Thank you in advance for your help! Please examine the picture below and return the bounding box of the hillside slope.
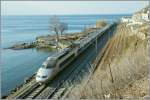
[68,22,149,99]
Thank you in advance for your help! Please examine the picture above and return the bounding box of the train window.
[59,54,75,68]
[46,59,56,68]
[57,51,69,60]
[42,76,47,78]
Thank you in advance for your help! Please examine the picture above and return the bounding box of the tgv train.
[35,23,115,83]
[36,48,78,83]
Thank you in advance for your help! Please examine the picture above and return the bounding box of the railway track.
[7,80,39,99]
[47,67,92,99]
[26,84,46,99]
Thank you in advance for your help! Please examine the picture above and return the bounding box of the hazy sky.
[1,1,148,15]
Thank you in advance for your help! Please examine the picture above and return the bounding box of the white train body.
[35,23,115,83]
[36,48,78,83]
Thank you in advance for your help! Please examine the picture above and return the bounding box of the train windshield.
[46,59,57,68]
[41,64,47,68]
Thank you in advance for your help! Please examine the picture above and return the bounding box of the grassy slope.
[68,23,149,99]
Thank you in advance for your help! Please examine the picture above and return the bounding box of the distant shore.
[4,28,98,51]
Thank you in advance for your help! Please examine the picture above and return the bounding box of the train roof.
[49,48,70,60]
[73,23,113,46]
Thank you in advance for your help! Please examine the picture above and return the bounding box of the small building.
[132,10,149,22]
[141,11,149,21]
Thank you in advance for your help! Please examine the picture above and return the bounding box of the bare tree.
[49,16,68,51]
[49,16,60,51]
[60,22,68,35]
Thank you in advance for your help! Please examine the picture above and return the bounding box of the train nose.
[36,75,48,83]
[35,68,53,83]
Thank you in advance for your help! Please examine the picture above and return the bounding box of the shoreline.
[4,29,97,51]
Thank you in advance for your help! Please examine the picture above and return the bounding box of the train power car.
[36,48,78,83]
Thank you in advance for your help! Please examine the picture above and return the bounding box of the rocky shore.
[6,42,36,50]
[5,28,98,51]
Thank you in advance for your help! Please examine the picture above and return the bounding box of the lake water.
[1,14,130,96]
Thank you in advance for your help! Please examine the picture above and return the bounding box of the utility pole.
[95,37,98,54]
[95,29,98,54]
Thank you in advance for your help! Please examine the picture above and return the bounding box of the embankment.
[68,22,149,99]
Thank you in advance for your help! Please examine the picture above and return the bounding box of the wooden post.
[108,60,114,83]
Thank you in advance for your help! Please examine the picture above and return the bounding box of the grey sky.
[1,1,149,15]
